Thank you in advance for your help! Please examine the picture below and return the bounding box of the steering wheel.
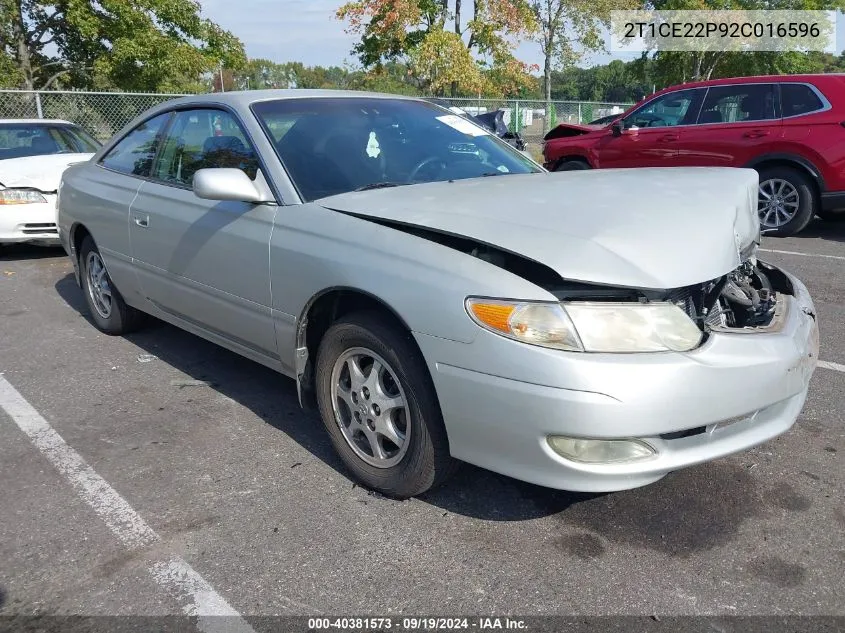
[634,114,667,128]
[408,156,446,183]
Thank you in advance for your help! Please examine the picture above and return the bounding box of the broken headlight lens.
[466,298,702,353]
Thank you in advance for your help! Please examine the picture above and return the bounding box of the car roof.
[650,74,841,98]
[161,89,423,110]
[0,118,75,125]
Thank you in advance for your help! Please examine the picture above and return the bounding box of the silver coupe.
[57,90,819,498]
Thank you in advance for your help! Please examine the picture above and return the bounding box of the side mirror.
[192,168,266,203]
[611,120,625,137]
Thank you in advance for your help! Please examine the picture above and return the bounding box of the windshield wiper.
[354,182,407,192]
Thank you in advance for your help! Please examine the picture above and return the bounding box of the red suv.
[543,74,845,236]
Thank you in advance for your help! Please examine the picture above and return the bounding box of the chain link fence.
[0,90,631,155]
[0,90,188,141]
[437,97,631,156]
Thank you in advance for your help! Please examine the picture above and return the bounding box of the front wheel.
[314,312,458,498]
[756,167,815,237]
[79,236,144,335]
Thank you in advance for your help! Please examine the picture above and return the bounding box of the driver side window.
[625,89,704,129]
[151,109,259,187]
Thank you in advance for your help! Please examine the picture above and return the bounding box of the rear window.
[697,84,777,124]
[781,84,825,117]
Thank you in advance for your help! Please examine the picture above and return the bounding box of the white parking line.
[151,557,256,632]
[819,360,845,373]
[0,375,257,631]
[759,248,845,262]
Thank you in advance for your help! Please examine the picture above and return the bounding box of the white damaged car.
[0,119,99,247]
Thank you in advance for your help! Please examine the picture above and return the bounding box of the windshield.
[251,97,541,201]
[0,124,100,160]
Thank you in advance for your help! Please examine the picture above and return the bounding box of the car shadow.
[54,271,343,472]
[800,218,845,243]
[0,244,65,261]
[54,272,765,547]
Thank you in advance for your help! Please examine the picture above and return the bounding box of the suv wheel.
[554,160,591,172]
[757,167,815,237]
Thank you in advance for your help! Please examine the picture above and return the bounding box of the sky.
[198,0,635,70]
[198,1,844,71]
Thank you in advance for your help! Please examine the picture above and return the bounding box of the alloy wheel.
[758,178,800,229]
[86,251,112,319]
[330,347,411,468]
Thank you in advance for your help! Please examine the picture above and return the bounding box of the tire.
[554,160,591,172]
[817,208,845,222]
[79,235,144,335]
[756,167,815,237]
[314,311,458,498]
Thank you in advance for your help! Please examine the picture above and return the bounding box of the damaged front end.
[550,258,797,341]
[350,214,790,341]
[673,259,792,333]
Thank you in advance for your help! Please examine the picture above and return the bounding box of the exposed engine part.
[717,261,777,327]
[668,260,780,331]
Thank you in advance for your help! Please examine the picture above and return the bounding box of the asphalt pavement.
[0,219,843,628]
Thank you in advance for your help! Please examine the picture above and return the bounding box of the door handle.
[743,129,769,139]
[658,134,679,142]
[134,215,149,228]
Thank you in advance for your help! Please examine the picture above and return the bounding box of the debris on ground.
[137,353,158,363]
[170,379,213,388]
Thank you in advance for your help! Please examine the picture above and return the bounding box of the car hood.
[543,122,606,140]
[0,153,94,191]
[319,167,760,289]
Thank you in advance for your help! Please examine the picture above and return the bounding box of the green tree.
[0,0,245,91]
[336,0,539,96]
[240,58,298,89]
[531,0,638,109]
[548,59,651,102]
[644,0,845,84]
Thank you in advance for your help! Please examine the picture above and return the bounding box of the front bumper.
[0,196,60,245]
[416,266,819,492]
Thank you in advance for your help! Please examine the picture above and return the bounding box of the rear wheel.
[79,236,144,335]
[554,159,590,172]
[756,167,815,237]
[315,311,458,498]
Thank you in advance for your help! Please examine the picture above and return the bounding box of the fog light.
[547,436,656,464]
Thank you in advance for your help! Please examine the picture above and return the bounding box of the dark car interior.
[0,124,99,160]
[266,104,532,201]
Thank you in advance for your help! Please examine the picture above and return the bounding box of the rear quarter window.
[781,84,825,117]
[100,113,170,177]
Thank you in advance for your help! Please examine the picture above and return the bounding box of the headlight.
[0,189,48,205]
[466,298,702,353]
[565,302,703,352]
[466,299,583,351]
